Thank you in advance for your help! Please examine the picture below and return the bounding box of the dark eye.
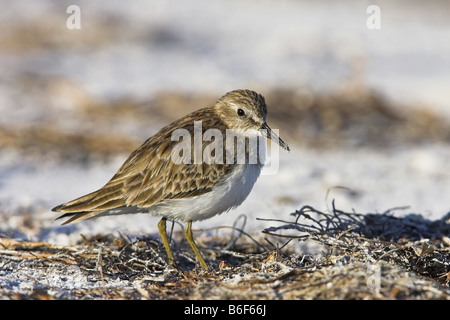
[237,108,245,117]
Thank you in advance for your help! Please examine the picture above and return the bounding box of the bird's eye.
[237,108,245,117]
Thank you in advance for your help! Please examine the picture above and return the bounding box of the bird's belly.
[148,163,262,222]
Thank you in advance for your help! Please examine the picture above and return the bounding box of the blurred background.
[0,0,449,244]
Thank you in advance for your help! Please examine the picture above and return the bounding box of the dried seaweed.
[261,202,450,287]
[1,204,449,300]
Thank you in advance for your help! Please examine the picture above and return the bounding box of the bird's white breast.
[148,163,262,222]
[144,129,266,222]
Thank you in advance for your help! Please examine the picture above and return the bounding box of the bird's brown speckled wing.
[53,107,232,224]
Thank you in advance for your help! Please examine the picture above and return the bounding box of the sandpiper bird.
[53,89,290,270]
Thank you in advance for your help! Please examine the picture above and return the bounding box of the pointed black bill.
[260,123,290,152]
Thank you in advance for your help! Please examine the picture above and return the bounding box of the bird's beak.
[260,123,290,152]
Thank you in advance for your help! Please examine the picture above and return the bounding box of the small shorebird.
[53,89,290,270]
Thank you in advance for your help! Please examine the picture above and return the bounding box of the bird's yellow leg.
[158,218,175,267]
[184,221,208,270]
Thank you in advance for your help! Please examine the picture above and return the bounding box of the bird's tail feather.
[55,211,102,225]
[52,185,126,224]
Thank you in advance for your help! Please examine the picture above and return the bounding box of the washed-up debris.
[261,202,450,288]
[1,203,449,299]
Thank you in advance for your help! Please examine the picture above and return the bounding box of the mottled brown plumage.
[52,89,290,270]
[54,107,232,224]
